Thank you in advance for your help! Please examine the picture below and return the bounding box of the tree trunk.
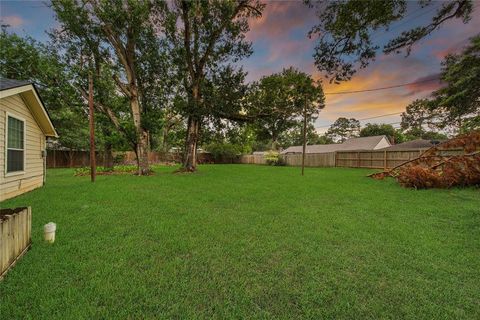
[130,93,150,175]
[68,150,75,168]
[162,125,170,153]
[104,142,114,171]
[136,128,150,175]
[183,116,200,171]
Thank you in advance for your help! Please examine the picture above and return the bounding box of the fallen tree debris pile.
[370,131,480,189]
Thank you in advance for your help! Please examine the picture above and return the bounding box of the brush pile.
[370,131,480,189]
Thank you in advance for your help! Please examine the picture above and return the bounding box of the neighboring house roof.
[0,78,32,91]
[0,78,58,137]
[381,139,442,150]
[281,135,391,154]
[253,151,266,155]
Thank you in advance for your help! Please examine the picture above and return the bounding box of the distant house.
[280,135,391,154]
[1,78,58,201]
[380,139,442,151]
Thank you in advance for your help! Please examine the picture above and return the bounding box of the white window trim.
[5,111,26,177]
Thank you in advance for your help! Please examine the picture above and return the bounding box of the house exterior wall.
[0,94,46,202]
[373,137,391,150]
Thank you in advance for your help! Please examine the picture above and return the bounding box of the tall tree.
[0,30,90,153]
[326,117,360,142]
[360,123,405,144]
[307,0,476,82]
[162,0,264,171]
[249,67,325,150]
[51,0,169,175]
[432,35,480,129]
[401,35,480,134]
[278,123,329,148]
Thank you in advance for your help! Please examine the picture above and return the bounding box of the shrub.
[113,153,126,165]
[264,150,285,166]
[206,143,241,163]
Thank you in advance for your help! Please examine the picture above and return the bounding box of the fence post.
[357,152,360,168]
[384,150,387,170]
[334,152,337,167]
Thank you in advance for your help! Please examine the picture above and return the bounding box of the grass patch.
[74,165,139,176]
[1,165,479,319]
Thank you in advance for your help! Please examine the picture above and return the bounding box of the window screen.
[7,116,25,173]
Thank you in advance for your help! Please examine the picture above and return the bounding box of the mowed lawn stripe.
[1,165,479,319]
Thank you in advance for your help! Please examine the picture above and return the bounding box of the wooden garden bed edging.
[0,207,32,280]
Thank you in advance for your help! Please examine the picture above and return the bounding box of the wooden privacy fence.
[237,149,453,169]
[237,153,336,167]
[238,154,267,165]
[282,153,336,167]
[120,151,215,165]
[46,150,215,168]
[335,149,426,169]
[47,150,105,168]
[0,207,32,280]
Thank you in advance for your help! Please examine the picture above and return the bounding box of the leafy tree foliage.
[0,30,90,151]
[403,128,448,141]
[278,123,332,148]
[307,0,476,82]
[51,0,170,175]
[432,35,480,128]
[360,123,405,144]
[326,117,360,142]
[401,35,480,134]
[162,0,264,171]
[249,67,325,150]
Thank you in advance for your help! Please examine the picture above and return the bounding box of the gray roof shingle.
[0,78,32,91]
[380,139,442,150]
[281,135,389,154]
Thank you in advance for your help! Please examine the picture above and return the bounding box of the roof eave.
[1,84,59,138]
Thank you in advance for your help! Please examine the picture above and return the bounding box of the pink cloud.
[246,1,315,42]
[1,15,25,27]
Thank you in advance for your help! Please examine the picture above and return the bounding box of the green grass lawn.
[1,165,479,319]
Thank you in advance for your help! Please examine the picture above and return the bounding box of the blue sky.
[1,0,479,132]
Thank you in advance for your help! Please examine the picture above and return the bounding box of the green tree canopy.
[248,67,325,150]
[307,0,476,82]
[326,117,360,142]
[162,0,264,171]
[0,30,89,151]
[360,123,405,144]
[51,0,170,175]
[401,35,480,134]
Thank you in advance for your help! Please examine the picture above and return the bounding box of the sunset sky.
[1,0,479,132]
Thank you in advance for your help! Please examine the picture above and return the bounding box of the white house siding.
[0,94,45,202]
[373,137,392,150]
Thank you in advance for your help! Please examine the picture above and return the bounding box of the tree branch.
[181,0,196,80]
[112,74,132,97]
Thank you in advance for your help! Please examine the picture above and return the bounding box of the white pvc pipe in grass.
[44,222,56,243]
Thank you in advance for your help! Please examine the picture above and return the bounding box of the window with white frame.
[6,115,25,173]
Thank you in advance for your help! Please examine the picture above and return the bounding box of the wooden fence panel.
[237,155,267,165]
[0,207,32,280]
[237,153,335,167]
[47,150,105,168]
[46,150,215,168]
[336,149,426,169]
[282,153,336,167]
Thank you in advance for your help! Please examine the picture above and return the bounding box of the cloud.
[403,73,444,96]
[246,1,315,42]
[241,0,480,130]
[432,38,471,60]
[0,15,25,27]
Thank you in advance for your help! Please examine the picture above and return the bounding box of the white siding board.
[1,94,46,201]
